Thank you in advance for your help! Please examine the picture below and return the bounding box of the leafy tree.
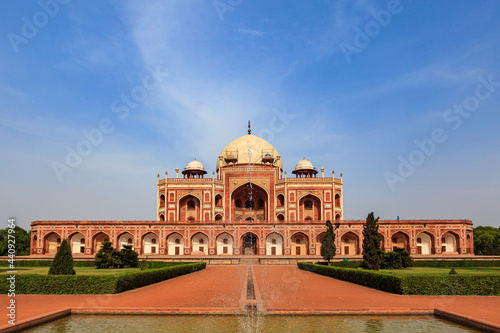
[0,226,31,256]
[94,241,122,269]
[393,247,413,268]
[362,212,383,270]
[48,239,75,275]
[321,220,340,264]
[382,251,402,269]
[120,244,139,268]
[473,226,500,255]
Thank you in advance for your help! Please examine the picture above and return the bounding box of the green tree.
[0,226,31,256]
[393,247,413,268]
[382,251,402,269]
[321,220,340,264]
[94,241,122,268]
[119,244,139,268]
[473,226,500,255]
[48,239,75,275]
[362,212,383,270]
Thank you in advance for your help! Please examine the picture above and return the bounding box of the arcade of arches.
[30,131,474,257]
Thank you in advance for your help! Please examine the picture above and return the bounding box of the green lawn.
[382,267,500,275]
[0,267,140,275]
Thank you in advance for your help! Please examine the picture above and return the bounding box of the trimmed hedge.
[315,261,362,268]
[0,260,192,268]
[298,262,500,296]
[0,260,95,267]
[413,260,500,267]
[301,262,403,294]
[0,262,206,295]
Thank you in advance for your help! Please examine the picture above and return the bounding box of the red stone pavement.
[1,265,500,332]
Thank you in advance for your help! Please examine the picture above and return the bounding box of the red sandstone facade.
[30,131,473,257]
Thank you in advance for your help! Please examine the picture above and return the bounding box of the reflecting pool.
[25,314,482,333]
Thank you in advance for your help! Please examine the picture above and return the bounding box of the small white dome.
[294,157,314,170]
[185,158,204,171]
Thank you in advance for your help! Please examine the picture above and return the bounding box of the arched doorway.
[232,183,268,222]
[142,232,159,254]
[179,195,201,221]
[341,232,359,255]
[69,233,85,254]
[216,233,233,255]
[391,232,409,252]
[291,232,309,255]
[167,233,184,255]
[242,233,258,255]
[192,233,209,255]
[118,233,134,250]
[266,232,283,255]
[442,232,459,253]
[44,232,61,254]
[416,232,434,255]
[299,195,321,221]
[92,232,110,254]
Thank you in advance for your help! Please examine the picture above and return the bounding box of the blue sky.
[1,0,499,230]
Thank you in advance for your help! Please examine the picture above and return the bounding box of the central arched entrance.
[241,233,258,255]
[232,183,268,222]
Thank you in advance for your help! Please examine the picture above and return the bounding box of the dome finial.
[248,120,251,135]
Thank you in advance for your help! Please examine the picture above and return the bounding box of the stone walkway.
[1,265,500,332]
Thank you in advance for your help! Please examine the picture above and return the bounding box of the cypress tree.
[362,212,383,270]
[48,238,75,275]
[321,220,339,264]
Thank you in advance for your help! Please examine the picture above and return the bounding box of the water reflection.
[25,315,481,333]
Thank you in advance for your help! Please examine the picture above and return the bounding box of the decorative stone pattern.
[30,133,473,257]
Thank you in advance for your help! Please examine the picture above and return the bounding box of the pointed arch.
[416,231,434,255]
[341,231,359,255]
[215,194,223,208]
[191,232,209,255]
[266,232,283,255]
[44,232,61,255]
[167,232,184,255]
[391,231,409,252]
[179,194,201,221]
[69,232,85,254]
[231,182,268,221]
[92,232,110,254]
[216,232,234,255]
[298,194,321,221]
[291,232,309,255]
[241,232,259,255]
[142,232,159,255]
[442,231,460,253]
[117,232,134,250]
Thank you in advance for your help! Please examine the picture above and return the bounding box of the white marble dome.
[216,134,282,170]
[185,158,205,171]
[294,157,314,171]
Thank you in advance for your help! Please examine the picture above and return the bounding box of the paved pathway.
[1,265,500,332]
